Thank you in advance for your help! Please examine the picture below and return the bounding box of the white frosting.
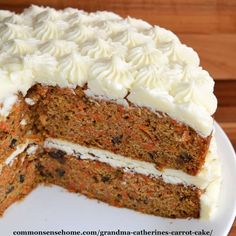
[22,5,46,17]
[33,20,66,40]
[64,12,93,26]
[0,94,18,117]
[26,144,38,155]
[112,29,150,48]
[148,26,180,46]
[63,24,95,44]
[200,135,221,219]
[169,44,200,66]
[171,66,217,115]
[91,20,128,37]
[34,8,61,23]
[25,98,36,106]
[132,64,166,90]
[200,177,221,219]
[2,14,24,24]
[81,38,116,59]
[62,8,87,17]
[0,10,13,21]
[44,137,221,218]
[39,39,78,58]
[0,5,217,136]
[90,11,122,22]
[0,23,32,41]
[1,38,39,55]
[4,142,29,166]
[57,52,91,87]
[23,53,58,85]
[88,55,134,99]
[124,16,152,31]
[127,43,168,70]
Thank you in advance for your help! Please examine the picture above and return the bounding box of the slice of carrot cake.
[0,5,221,219]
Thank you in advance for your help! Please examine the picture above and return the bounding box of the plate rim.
[214,122,236,235]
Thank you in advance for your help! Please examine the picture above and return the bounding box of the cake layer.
[0,147,38,215]
[39,150,201,218]
[0,96,32,164]
[35,85,210,175]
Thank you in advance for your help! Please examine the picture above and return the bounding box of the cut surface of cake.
[0,5,221,219]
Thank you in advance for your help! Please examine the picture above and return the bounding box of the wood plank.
[0,0,236,34]
[219,122,236,148]
[214,80,236,106]
[179,34,236,80]
[215,107,236,122]
[213,80,236,148]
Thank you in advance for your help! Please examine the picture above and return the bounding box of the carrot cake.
[0,5,221,219]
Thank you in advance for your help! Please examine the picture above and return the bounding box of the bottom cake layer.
[0,149,38,215]
[38,150,201,218]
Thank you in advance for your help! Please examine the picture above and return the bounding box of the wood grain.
[179,34,236,80]
[1,0,236,34]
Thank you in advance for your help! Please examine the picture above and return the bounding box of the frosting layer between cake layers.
[0,5,217,137]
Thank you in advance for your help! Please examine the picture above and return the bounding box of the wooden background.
[0,0,235,235]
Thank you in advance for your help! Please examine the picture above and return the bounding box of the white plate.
[0,122,236,236]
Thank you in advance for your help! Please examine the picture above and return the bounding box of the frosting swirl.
[64,12,93,25]
[23,53,58,85]
[148,26,180,46]
[171,66,217,114]
[1,38,39,56]
[112,29,150,48]
[81,38,117,59]
[34,8,61,23]
[0,69,17,99]
[132,64,167,91]
[127,43,168,70]
[1,56,34,96]
[57,52,91,87]
[39,39,78,58]
[62,8,86,16]
[168,43,200,66]
[2,14,24,24]
[22,5,46,17]
[91,20,128,37]
[124,16,152,31]
[90,11,122,21]
[63,24,96,44]
[33,20,65,40]
[0,10,13,21]
[0,23,32,41]
[88,55,134,99]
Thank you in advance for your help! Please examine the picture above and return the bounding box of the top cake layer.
[0,5,217,136]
